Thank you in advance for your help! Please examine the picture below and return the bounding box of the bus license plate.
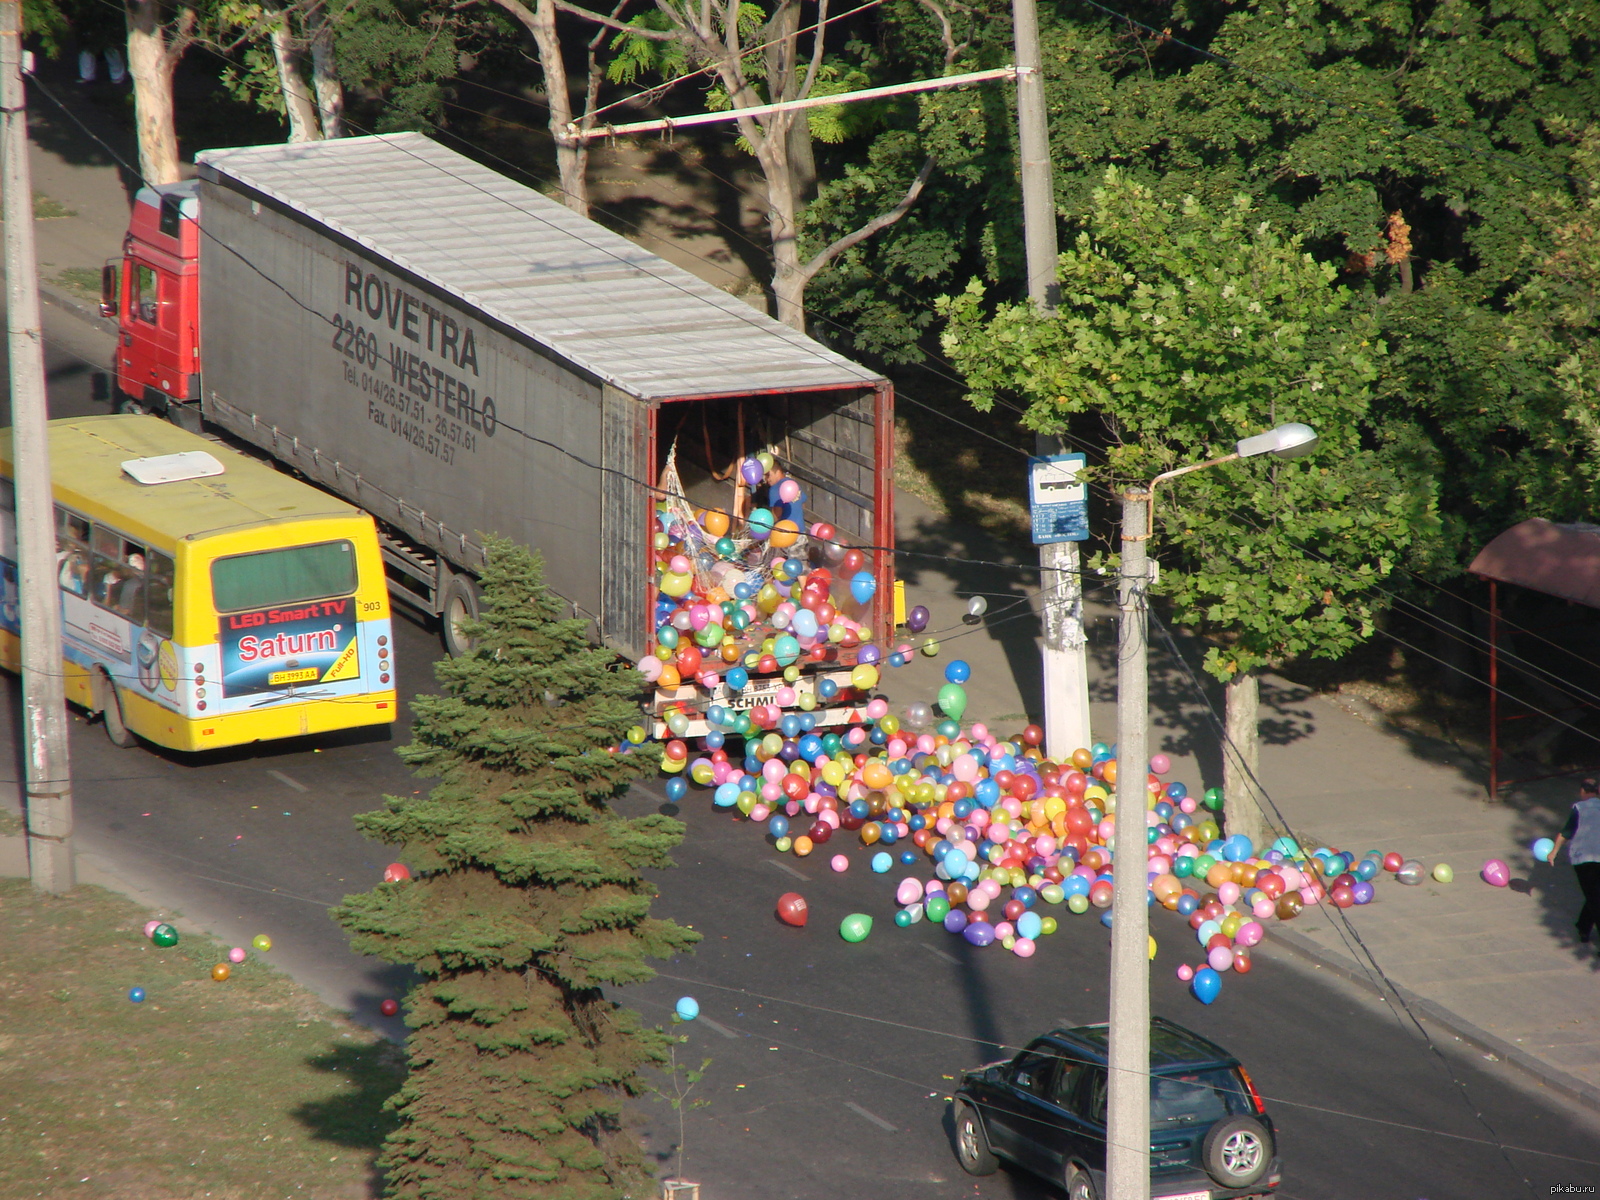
[1157,1192,1210,1200]
[269,667,321,685]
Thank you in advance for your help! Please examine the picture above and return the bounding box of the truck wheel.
[440,574,481,658]
[112,393,149,416]
[952,1102,997,1176]
[1201,1115,1272,1189]
[96,672,138,748]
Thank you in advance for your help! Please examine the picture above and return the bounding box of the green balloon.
[1066,893,1090,914]
[151,923,179,948]
[937,682,968,721]
[839,913,873,943]
[695,622,722,648]
[926,895,951,922]
[1203,786,1226,812]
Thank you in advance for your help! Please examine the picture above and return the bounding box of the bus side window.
[56,508,90,597]
[145,550,175,638]
[131,264,159,324]
[89,529,146,624]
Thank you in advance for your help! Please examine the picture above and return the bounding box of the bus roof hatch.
[121,450,226,485]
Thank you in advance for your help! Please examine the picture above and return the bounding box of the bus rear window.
[211,541,357,612]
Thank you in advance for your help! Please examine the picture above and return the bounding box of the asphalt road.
[8,301,1600,1198]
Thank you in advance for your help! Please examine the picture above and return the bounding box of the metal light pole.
[1105,423,1318,1200]
[1,0,75,894]
[1012,0,1091,758]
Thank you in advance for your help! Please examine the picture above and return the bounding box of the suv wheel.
[952,1103,997,1176]
[1066,1164,1098,1200]
[1201,1115,1272,1189]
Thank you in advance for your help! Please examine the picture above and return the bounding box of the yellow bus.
[0,415,396,751]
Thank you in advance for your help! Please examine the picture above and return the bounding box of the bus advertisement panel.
[219,597,361,697]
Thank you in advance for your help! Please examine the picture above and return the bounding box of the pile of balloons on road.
[633,593,1541,1006]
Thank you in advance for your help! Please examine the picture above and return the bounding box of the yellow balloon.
[1148,935,1157,961]
[851,664,880,690]
[659,571,693,598]
[822,761,848,787]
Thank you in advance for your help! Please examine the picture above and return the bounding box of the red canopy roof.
[1469,518,1600,608]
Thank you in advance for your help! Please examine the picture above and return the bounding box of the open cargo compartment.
[642,383,895,739]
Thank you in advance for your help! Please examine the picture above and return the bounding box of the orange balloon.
[859,823,881,845]
[210,963,231,982]
[1102,760,1118,785]
[657,664,681,689]
[862,761,892,790]
[769,519,800,549]
[793,835,815,857]
[703,509,731,537]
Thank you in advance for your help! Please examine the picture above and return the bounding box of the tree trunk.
[1223,671,1270,853]
[309,3,345,138]
[760,123,805,329]
[531,0,586,214]
[125,0,184,185]
[269,13,321,143]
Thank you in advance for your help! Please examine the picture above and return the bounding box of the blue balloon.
[1063,874,1091,898]
[1016,911,1043,940]
[818,677,839,701]
[944,659,971,684]
[1100,910,1114,928]
[726,666,749,691]
[675,996,700,1021]
[850,570,877,605]
[1191,968,1222,1005]
[871,852,892,873]
[768,814,790,839]
[1533,836,1556,863]
[899,849,919,865]
[1175,892,1199,916]
[1012,886,1037,908]
[713,783,739,808]
[128,987,145,1003]
[665,777,688,802]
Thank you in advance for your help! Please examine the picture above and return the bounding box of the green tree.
[333,538,699,1199]
[940,171,1437,848]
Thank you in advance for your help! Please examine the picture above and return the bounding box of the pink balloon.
[1235,920,1264,947]
[637,656,662,681]
[896,878,923,905]
[1013,937,1037,958]
[993,921,1014,940]
[1149,753,1172,774]
[819,809,841,829]
[1482,859,1510,886]
[865,698,889,719]
[228,947,247,964]
[778,479,800,503]
[670,555,690,575]
[1176,964,1195,982]
[775,687,796,707]
[1179,796,1198,814]
[750,804,770,822]
[143,920,163,938]
[1218,882,1241,906]
[831,854,849,873]
[1208,945,1235,972]
[970,723,989,741]
[1252,898,1276,920]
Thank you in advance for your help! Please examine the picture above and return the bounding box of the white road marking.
[695,1017,740,1039]
[845,1101,898,1132]
[766,859,809,881]
[922,944,959,964]
[267,770,309,793]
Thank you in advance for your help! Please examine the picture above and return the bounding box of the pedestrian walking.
[1547,777,1600,946]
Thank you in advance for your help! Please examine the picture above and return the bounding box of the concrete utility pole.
[1106,487,1151,1200]
[1012,0,1091,758]
[1,0,75,894]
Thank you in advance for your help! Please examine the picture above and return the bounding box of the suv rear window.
[211,540,357,612]
[1150,1068,1253,1128]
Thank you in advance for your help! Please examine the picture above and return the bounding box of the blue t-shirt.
[767,481,803,527]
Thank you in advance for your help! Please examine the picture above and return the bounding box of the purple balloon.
[741,458,764,487]
[1352,881,1375,905]
[907,605,929,632]
[943,910,969,934]
[858,644,882,665]
[963,922,996,947]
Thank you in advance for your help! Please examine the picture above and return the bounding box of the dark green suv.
[951,1017,1280,1200]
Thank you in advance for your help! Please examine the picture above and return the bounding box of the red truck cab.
[102,181,201,426]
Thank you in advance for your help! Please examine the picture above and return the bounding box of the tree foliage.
[941,170,1437,678]
[333,538,699,1200]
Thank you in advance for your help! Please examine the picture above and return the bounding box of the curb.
[1263,924,1600,1115]
[37,277,118,338]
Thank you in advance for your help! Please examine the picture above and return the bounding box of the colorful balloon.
[839,913,874,942]
[776,892,809,927]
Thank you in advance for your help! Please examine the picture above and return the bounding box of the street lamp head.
[1235,422,1318,460]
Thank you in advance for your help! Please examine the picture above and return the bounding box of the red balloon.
[1232,948,1254,975]
[1022,724,1044,747]
[757,655,780,675]
[1382,852,1403,872]
[382,863,411,883]
[807,820,833,844]
[675,645,703,676]
[776,892,809,927]
[839,811,866,832]
[1003,900,1025,921]
[379,998,400,1017]
[993,770,1015,793]
[1256,871,1285,900]
[1331,884,1355,908]
[812,523,837,544]
[783,774,809,801]
[1013,775,1038,802]
[1206,933,1232,953]
[841,549,866,575]
[816,603,836,626]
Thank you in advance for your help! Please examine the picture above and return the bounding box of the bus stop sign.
[1029,453,1088,544]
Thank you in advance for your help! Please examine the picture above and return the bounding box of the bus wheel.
[96,673,138,748]
[440,574,481,658]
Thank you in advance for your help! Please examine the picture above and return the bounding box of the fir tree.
[333,537,699,1199]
